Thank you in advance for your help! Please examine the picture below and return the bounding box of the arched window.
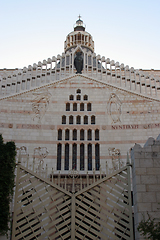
[95,129,99,140]
[91,115,95,124]
[80,103,84,111]
[80,144,84,171]
[88,144,92,171]
[72,144,77,170]
[84,95,88,101]
[57,143,62,170]
[73,103,77,111]
[76,115,81,124]
[69,115,73,124]
[80,129,84,140]
[73,129,77,140]
[66,102,70,111]
[88,129,92,140]
[84,115,88,124]
[65,144,69,170]
[77,89,81,93]
[87,103,91,111]
[62,115,66,124]
[69,94,74,100]
[58,129,62,140]
[77,95,81,100]
[65,129,69,140]
[95,144,100,170]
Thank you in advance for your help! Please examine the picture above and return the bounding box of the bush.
[0,135,16,236]
[137,213,160,240]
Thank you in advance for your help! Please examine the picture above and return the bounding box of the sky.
[0,0,160,70]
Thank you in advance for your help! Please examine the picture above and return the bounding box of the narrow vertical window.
[70,95,74,100]
[73,129,77,140]
[84,115,88,124]
[87,103,91,111]
[57,143,62,170]
[62,115,66,124]
[95,144,100,170]
[58,129,62,140]
[95,129,99,140]
[80,129,84,140]
[80,103,84,111]
[77,95,81,100]
[88,144,92,171]
[91,115,95,124]
[80,144,84,170]
[65,129,69,140]
[66,102,70,111]
[84,95,88,101]
[73,103,77,111]
[65,144,69,170]
[88,129,92,140]
[69,115,73,124]
[72,144,77,170]
[76,115,81,124]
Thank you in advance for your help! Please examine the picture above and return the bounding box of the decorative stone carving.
[107,93,122,123]
[16,146,28,166]
[32,89,51,122]
[108,147,123,172]
[33,147,49,171]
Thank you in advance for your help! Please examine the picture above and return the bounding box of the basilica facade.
[1,17,160,240]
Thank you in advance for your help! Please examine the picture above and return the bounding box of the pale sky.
[0,0,160,70]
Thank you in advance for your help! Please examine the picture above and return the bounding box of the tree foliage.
[137,213,160,240]
[0,134,16,236]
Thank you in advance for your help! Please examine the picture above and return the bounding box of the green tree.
[137,213,160,240]
[0,134,16,236]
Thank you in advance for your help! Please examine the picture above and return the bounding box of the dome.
[64,16,94,53]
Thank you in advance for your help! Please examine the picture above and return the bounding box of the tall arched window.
[58,129,62,140]
[57,143,62,170]
[95,129,99,140]
[88,144,92,171]
[95,144,100,170]
[91,115,95,124]
[84,115,88,124]
[80,144,84,171]
[88,129,92,140]
[69,94,74,100]
[73,129,77,140]
[87,103,91,111]
[73,103,77,111]
[77,95,81,100]
[62,115,66,124]
[84,95,88,101]
[66,102,70,111]
[80,129,84,140]
[72,144,77,170]
[76,115,81,124]
[80,103,84,111]
[65,144,69,170]
[69,115,73,124]
[65,129,69,140]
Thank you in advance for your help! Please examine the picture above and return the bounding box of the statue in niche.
[74,52,83,74]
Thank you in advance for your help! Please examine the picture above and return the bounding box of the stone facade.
[0,18,160,239]
[131,136,160,240]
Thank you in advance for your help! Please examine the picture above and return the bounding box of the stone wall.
[131,135,160,239]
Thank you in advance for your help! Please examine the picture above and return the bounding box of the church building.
[1,17,160,240]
